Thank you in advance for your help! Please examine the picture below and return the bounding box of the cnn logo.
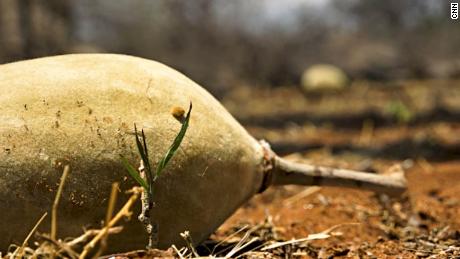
[452,3,459,20]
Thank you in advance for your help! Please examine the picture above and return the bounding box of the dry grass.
[3,165,142,259]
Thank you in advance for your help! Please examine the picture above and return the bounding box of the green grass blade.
[120,155,149,190]
[133,125,152,191]
[140,128,154,193]
[134,125,149,170]
[155,102,192,178]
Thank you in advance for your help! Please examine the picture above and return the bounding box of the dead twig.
[51,165,71,240]
[226,236,259,258]
[283,186,322,206]
[11,212,48,258]
[79,187,142,259]
[94,182,119,257]
[34,234,80,259]
[180,231,199,257]
[65,227,123,248]
[272,156,406,196]
[261,223,360,251]
[211,225,249,255]
[171,245,185,259]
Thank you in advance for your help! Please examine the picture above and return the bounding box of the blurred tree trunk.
[0,0,23,62]
[0,0,73,63]
[17,0,34,58]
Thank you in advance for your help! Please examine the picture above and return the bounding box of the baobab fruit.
[0,54,405,252]
[301,64,349,92]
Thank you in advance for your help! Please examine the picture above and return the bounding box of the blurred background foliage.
[0,0,458,95]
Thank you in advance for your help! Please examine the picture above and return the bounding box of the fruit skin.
[0,54,265,252]
[301,64,349,92]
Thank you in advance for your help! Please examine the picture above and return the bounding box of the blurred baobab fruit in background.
[301,64,350,93]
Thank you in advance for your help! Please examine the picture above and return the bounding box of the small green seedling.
[121,102,192,196]
[385,100,413,124]
[120,102,192,248]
